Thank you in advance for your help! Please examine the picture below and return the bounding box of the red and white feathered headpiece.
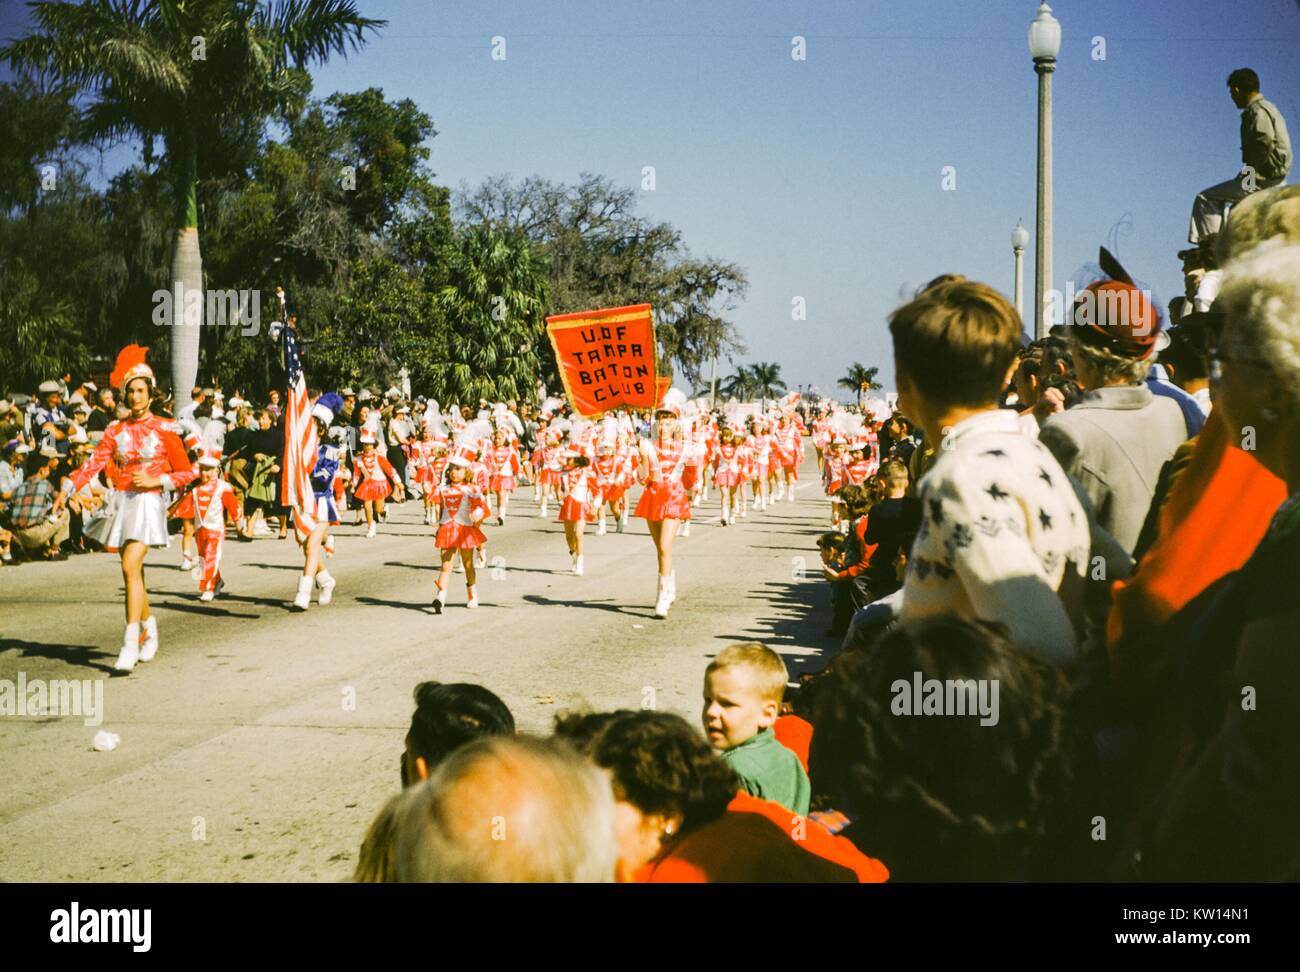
[110,345,154,392]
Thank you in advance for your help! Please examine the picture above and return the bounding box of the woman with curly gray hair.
[1123,238,1300,881]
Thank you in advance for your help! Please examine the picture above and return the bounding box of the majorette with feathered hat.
[635,387,692,619]
[52,346,199,673]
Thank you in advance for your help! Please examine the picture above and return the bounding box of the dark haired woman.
[554,710,887,883]
[809,617,1084,880]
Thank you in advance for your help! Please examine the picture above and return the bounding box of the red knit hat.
[1071,280,1162,360]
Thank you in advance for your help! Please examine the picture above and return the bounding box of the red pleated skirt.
[559,496,595,523]
[489,474,517,493]
[353,479,391,502]
[436,521,487,549]
[635,480,692,521]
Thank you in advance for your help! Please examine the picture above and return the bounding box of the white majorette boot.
[138,616,159,662]
[680,519,691,538]
[431,581,446,615]
[618,509,628,532]
[573,555,584,576]
[116,622,141,672]
[200,589,215,602]
[316,569,336,605]
[180,555,194,572]
[597,513,607,536]
[466,585,479,609]
[654,576,672,619]
[293,574,313,611]
[668,570,677,604]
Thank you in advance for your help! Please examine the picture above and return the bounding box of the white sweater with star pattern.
[898,409,1090,665]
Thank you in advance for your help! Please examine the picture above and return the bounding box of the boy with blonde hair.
[702,643,810,816]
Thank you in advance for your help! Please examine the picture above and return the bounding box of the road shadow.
[152,598,260,619]
[521,593,651,618]
[0,638,118,675]
[245,562,302,571]
[355,595,444,615]
[709,578,838,681]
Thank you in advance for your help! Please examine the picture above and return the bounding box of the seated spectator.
[703,643,810,816]
[394,735,617,882]
[555,710,887,883]
[4,449,70,560]
[1039,281,1191,557]
[0,439,26,505]
[809,617,1082,881]
[1121,238,1300,881]
[890,279,1090,665]
[400,680,516,786]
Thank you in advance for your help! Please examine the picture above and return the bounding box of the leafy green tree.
[3,0,385,395]
[0,262,88,390]
[459,173,747,388]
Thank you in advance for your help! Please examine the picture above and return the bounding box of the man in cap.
[32,380,72,457]
[339,388,357,424]
[6,447,70,560]
[1039,281,1191,556]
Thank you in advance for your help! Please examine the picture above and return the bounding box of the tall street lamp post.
[1012,219,1030,323]
[1029,2,1061,340]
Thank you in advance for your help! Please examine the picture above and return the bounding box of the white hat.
[228,395,246,407]
[37,380,61,394]
[447,454,472,468]
[198,450,223,468]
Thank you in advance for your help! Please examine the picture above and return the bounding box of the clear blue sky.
[6,0,1300,394]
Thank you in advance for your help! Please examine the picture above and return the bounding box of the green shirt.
[720,727,811,817]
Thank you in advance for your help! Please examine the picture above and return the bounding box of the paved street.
[0,458,835,881]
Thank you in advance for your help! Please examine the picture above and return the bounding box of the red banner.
[545,303,658,416]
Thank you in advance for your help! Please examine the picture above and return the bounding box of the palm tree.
[838,361,880,408]
[435,226,548,404]
[749,361,786,408]
[721,365,754,401]
[3,0,384,395]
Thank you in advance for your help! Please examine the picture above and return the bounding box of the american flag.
[281,322,319,540]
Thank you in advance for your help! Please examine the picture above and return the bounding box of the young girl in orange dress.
[534,428,564,518]
[558,447,600,575]
[712,426,745,526]
[431,453,489,613]
[635,390,691,618]
[409,423,444,525]
[593,438,626,535]
[352,430,404,538]
[486,427,522,525]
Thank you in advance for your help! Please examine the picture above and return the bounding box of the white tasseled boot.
[138,616,159,663]
[316,569,336,605]
[466,585,479,609]
[680,519,691,538]
[115,623,141,672]
[597,513,607,536]
[654,576,672,618]
[573,555,584,576]
[293,574,313,611]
